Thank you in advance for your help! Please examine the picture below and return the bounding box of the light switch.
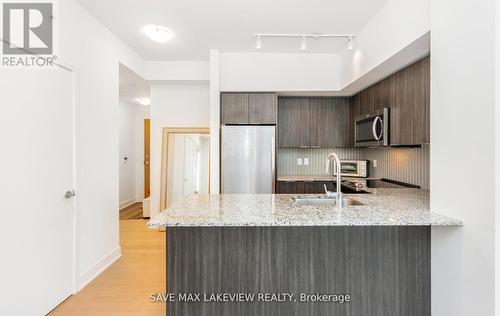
[304,158,309,166]
[297,158,303,166]
[373,159,377,168]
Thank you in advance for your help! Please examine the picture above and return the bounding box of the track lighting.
[256,35,262,49]
[347,36,354,50]
[300,36,307,50]
[253,33,355,51]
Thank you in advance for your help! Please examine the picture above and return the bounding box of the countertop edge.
[148,219,463,228]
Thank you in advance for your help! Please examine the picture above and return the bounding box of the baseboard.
[119,199,137,210]
[77,247,121,291]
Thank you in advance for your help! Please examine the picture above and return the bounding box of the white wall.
[430,0,496,315]
[144,61,209,81]
[219,52,340,92]
[57,0,145,290]
[209,50,221,193]
[496,0,500,312]
[119,103,150,209]
[339,0,430,88]
[150,82,210,217]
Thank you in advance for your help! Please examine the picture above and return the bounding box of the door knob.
[64,190,75,199]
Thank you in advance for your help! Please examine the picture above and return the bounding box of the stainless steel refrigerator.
[221,126,275,193]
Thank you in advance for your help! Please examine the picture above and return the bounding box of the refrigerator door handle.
[271,136,275,193]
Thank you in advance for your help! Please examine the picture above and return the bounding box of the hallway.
[50,220,166,315]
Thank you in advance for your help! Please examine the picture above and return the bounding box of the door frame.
[144,119,151,198]
[160,127,210,210]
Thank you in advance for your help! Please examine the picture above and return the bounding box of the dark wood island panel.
[166,226,430,316]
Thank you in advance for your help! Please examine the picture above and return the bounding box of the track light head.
[347,36,354,50]
[256,35,262,49]
[301,36,307,50]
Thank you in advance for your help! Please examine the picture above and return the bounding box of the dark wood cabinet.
[221,93,249,124]
[277,98,308,147]
[310,98,331,147]
[330,98,351,147]
[278,97,351,148]
[276,181,335,194]
[298,99,311,147]
[221,93,277,125]
[391,57,430,145]
[350,56,430,146]
[249,93,277,124]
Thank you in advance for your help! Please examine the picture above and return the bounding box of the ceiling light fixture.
[135,97,151,106]
[253,33,355,51]
[347,36,354,50]
[256,35,262,49]
[142,25,174,43]
[300,36,307,50]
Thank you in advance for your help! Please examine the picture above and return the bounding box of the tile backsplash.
[277,145,430,189]
[277,147,362,176]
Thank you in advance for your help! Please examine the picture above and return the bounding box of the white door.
[0,67,75,315]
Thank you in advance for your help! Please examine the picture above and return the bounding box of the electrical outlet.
[297,158,303,166]
[303,158,309,166]
[373,159,377,168]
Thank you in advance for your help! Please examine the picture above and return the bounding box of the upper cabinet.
[221,93,277,125]
[248,94,277,124]
[350,56,430,146]
[221,93,249,124]
[278,97,352,148]
[278,97,310,147]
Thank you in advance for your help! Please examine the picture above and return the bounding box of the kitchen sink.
[294,197,365,207]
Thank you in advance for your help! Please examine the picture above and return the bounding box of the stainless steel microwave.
[354,107,390,147]
[339,160,369,178]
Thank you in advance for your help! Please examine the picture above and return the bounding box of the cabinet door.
[311,97,351,147]
[249,93,277,124]
[310,98,333,147]
[391,57,430,145]
[221,93,249,124]
[278,98,302,147]
[331,98,351,147]
[276,181,289,194]
[298,99,311,147]
[303,182,316,193]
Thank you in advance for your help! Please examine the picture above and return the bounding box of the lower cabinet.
[276,181,335,194]
[276,180,363,194]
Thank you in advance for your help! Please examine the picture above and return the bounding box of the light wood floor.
[50,220,166,316]
[119,202,144,220]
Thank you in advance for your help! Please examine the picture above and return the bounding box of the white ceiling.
[119,64,150,106]
[76,0,389,60]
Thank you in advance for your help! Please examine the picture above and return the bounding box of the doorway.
[118,64,151,219]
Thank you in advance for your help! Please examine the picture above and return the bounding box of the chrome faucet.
[324,152,343,207]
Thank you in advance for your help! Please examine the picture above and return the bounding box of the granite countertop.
[148,189,462,227]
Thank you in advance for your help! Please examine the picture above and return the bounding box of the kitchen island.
[149,189,461,316]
